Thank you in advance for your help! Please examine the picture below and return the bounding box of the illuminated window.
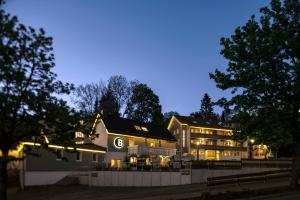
[191,128,201,133]
[145,158,151,166]
[75,132,84,144]
[111,159,115,167]
[75,151,82,161]
[134,125,148,132]
[206,140,213,145]
[150,142,155,147]
[141,127,148,132]
[206,150,216,157]
[130,157,137,164]
[128,139,135,147]
[116,160,121,169]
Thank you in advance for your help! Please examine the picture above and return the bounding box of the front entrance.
[205,150,220,160]
[111,159,122,169]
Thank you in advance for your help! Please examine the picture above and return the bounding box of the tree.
[107,75,130,116]
[125,83,163,125]
[98,89,120,118]
[73,82,105,116]
[190,93,219,125]
[0,4,88,199]
[163,111,179,120]
[209,0,300,187]
[163,111,180,126]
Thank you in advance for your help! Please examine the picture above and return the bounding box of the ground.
[8,178,299,200]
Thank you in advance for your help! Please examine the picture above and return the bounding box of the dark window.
[76,151,82,161]
[92,153,97,162]
[56,149,63,160]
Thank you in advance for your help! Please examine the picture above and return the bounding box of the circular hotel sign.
[113,137,124,149]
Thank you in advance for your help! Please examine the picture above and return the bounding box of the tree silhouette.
[210,0,300,187]
[125,83,163,125]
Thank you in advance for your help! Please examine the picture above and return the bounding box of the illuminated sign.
[113,137,124,149]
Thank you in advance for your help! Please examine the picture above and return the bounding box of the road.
[8,178,296,200]
[237,190,300,200]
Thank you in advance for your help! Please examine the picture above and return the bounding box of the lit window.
[92,153,98,162]
[145,158,151,166]
[111,159,115,168]
[130,157,137,164]
[150,142,155,147]
[75,151,82,161]
[141,127,148,132]
[128,139,135,147]
[56,149,63,160]
[75,132,84,144]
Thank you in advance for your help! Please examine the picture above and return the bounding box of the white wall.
[93,119,108,148]
[80,171,191,187]
[24,171,71,186]
[191,167,282,183]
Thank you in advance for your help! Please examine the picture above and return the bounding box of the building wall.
[24,171,71,186]
[168,116,248,160]
[81,170,191,187]
[107,134,176,152]
[25,148,103,171]
[93,119,108,148]
[168,117,184,156]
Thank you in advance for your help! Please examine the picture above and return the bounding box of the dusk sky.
[4,0,268,115]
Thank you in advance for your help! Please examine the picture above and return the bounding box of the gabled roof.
[76,143,107,152]
[101,117,176,141]
[173,115,232,130]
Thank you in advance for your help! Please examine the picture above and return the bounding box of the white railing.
[128,145,177,157]
[220,155,241,161]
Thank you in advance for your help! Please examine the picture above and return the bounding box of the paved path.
[236,190,300,200]
[8,178,293,200]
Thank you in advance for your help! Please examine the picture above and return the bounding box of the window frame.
[75,151,82,162]
[56,149,63,161]
[92,153,98,162]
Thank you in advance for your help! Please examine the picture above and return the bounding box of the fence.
[192,160,241,169]
[207,169,291,186]
[78,170,191,187]
[241,159,292,168]
[191,159,292,169]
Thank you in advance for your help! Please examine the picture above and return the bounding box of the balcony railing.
[190,133,233,140]
[191,144,247,151]
[128,145,177,157]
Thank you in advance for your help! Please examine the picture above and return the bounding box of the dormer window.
[141,127,148,132]
[75,132,84,144]
[134,125,148,132]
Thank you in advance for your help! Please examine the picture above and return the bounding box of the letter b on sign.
[114,137,124,149]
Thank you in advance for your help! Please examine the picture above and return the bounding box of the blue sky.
[4,0,269,115]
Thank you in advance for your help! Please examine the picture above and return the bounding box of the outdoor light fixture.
[250,139,255,144]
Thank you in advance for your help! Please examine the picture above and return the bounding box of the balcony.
[191,144,247,151]
[128,145,177,157]
[190,133,233,140]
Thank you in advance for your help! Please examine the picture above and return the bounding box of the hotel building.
[167,115,248,160]
[9,114,176,186]
[94,115,177,168]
